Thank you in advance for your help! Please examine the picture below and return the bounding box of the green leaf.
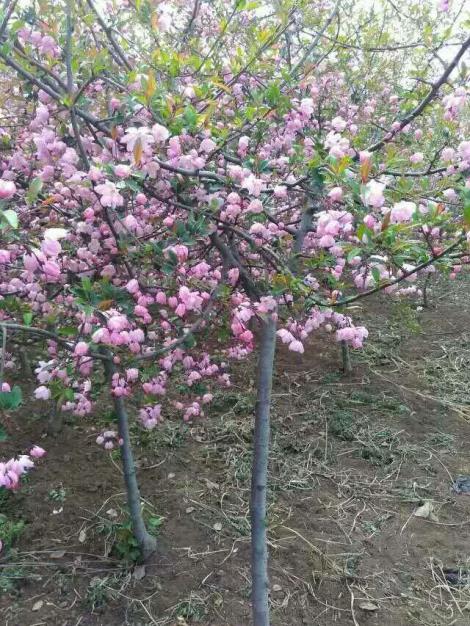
[23,312,33,326]
[0,386,22,411]
[347,247,362,263]
[0,424,7,442]
[265,82,280,106]
[58,326,78,337]
[357,224,370,242]
[461,189,470,226]
[26,177,43,205]
[371,267,381,284]
[1,210,18,229]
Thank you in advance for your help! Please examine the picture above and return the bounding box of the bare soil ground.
[1,274,470,626]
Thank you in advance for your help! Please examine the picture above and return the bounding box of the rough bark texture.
[250,315,277,626]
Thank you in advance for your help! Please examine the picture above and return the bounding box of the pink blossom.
[0,180,16,199]
[241,174,264,197]
[410,152,424,164]
[277,329,294,344]
[126,368,139,382]
[0,250,11,264]
[319,234,336,248]
[328,187,343,202]
[289,340,305,354]
[458,141,470,161]
[331,116,347,132]
[42,260,61,279]
[126,279,140,294]
[115,164,131,178]
[41,238,61,257]
[30,446,46,458]
[95,182,124,208]
[362,180,385,208]
[390,201,416,223]
[200,137,217,153]
[74,341,89,357]
[122,127,154,153]
[247,199,263,213]
[34,385,50,400]
[273,185,287,198]
[442,147,455,162]
[152,123,170,143]
[299,98,314,116]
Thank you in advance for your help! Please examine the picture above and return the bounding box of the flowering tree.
[0,0,468,623]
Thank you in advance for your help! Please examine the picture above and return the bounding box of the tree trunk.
[46,400,64,436]
[250,315,277,626]
[341,340,352,375]
[422,273,431,308]
[103,358,156,562]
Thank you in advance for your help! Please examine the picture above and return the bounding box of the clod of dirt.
[452,475,470,494]
[49,549,66,559]
[133,565,146,580]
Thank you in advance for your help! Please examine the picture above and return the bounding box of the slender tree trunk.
[17,345,32,376]
[422,273,431,308]
[103,358,156,562]
[251,315,277,626]
[341,340,352,375]
[46,400,64,436]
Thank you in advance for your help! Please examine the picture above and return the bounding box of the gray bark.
[103,358,156,562]
[250,315,277,626]
[341,340,352,375]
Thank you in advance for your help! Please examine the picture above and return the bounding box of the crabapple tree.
[0,0,468,623]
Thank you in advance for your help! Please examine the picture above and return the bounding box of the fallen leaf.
[32,600,44,611]
[133,564,146,580]
[78,529,87,543]
[50,550,66,559]
[414,501,438,522]
[213,522,222,532]
[358,601,379,611]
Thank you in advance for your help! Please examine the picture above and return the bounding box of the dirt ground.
[1,274,470,626]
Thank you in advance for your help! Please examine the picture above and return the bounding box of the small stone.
[213,522,222,531]
[359,601,379,611]
[32,600,44,611]
[272,584,282,592]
